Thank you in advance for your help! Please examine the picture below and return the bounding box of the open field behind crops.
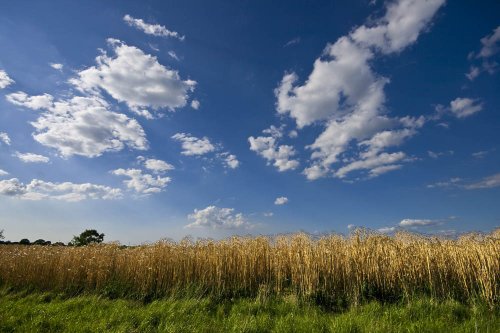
[1,230,499,306]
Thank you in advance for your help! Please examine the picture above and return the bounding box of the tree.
[0,229,4,240]
[70,229,104,246]
[33,239,51,246]
[20,239,30,245]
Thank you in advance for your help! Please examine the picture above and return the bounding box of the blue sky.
[0,0,499,244]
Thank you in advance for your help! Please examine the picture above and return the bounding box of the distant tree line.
[0,229,104,247]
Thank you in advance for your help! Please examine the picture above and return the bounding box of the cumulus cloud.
[49,63,63,71]
[6,91,54,110]
[399,218,441,227]
[172,133,215,156]
[185,206,251,229]
[0,132,11,145]
[274,196,288,205]
[249,126,299,172]
[112,168,171,194]
[466,26,500,80]
[378,226,396,233]
[14,152,50,163]
[19,95,148,158]
[0,69,14,89]
[0,178,122,201]
[218,152,240,169]
[172,133,239,169]
[269,0,445,180]
[143,158,175,173]
[70,39,195,118]
[449,98,483,118]
[0,169,9,176]
[190,99,200,110]
[123,14,184,40]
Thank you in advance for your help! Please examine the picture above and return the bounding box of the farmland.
[1,231,499,305]
[0,230,499,331]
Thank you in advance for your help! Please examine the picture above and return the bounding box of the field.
[0,230,499,332]
[1,290,499,332]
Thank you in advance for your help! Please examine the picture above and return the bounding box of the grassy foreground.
[0,289,498,333]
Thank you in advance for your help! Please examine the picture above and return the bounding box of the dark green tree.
[0,229,4,240]
[20,238,30,245]
[33,239,51,246]
[70,229,104,246]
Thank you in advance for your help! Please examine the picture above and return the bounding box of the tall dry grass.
[0,230,498,305]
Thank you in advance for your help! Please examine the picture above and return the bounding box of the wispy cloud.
[123,14,185,40]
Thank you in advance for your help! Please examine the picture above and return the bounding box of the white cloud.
[464,173,500,190]
[428,173,500,190]
[336,152,406,179]
[427,177,462,189]
[49,63,63,71]
[465,66,480,81]
[428,150,454,159]
[0,132,11,145]
[149,43,160,52]
[378,216,455,234]
[263,212,274,217]
[350,0,446,54]
[14,152,50,163]
[472,150,489,159]
[284,37,301,47]
[6,91,54,110]
[190,99,200,110]
[0,178,122,201]
[399,218,441,227]
[123,14,184,40]
[449,98,483,118]
[70,39,195,117]
[112,168,171,194]
[367,164,403,178]
[24,95,148,158]
[185,206,250,229]
[143,158,175,173]
[220,153,240,169]
[466,26,500,80]
[168,50,180,61]
[0,169,9,176]
[274,196,288,205]
[0,69,14,89]
[271,0,444,181]
[249,126,299,172]
[347,224,356,230]
[171,133,215,156]
[378,226,396,233]
[477,26,500,59]
[172,133,238,169]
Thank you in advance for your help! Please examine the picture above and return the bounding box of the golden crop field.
[1,230,499,305]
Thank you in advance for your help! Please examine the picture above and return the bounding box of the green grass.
[0,289,498,332]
